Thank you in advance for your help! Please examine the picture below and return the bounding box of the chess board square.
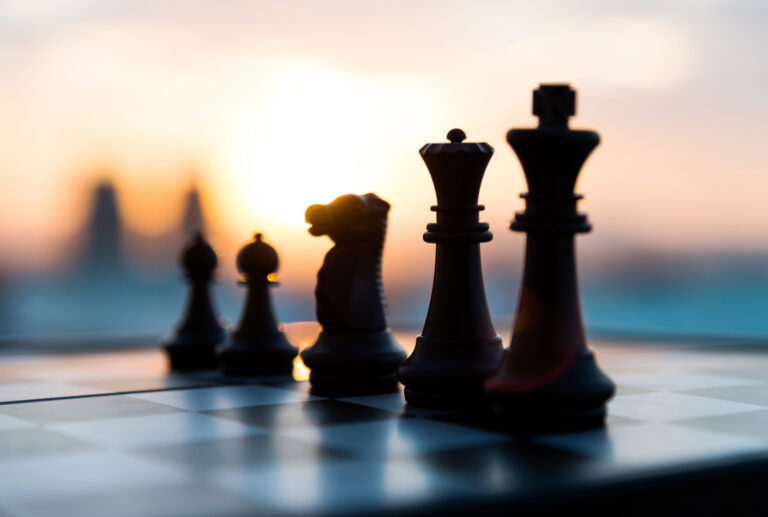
[78,374,219,393]
[0,428,92,460]
[674,409,768,441]
[282,418,513,458]
[205,399,399,430]
[535,423,768,466]
[262,380,314,395]
[138,434,348,470]
[16,483,264,517]
[614,384,655,396]
[0,382,106,403]
[130,384,317,411]
[0,451,188,505]
[0,395,181,425]
[429,408,647,437]
[608,392,765,422]
[680,384,768,407]
[0,413,33,431]
[50,412,264,449]
[612,371,760,392]
[413,441,616,496]
[605,414,646,427]
[340,391,455,418]
[338,390,462,418]
[9,350,166,383]
[339,392,408,413]
[711,363,768,382]
[211,458,472,514]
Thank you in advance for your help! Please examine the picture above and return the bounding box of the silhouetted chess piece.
[301,193,406,395]
[397,129,503,408]
[161,232,225,370]
[485,84,615,429]
[218,233,297,376]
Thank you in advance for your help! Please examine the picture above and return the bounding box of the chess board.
[2,326,768,516]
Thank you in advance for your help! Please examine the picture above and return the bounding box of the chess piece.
[485,84,615,429]
[397,129,504,408]
[301,193,406,394]
[218,233,297,376]
[161,232,225,370]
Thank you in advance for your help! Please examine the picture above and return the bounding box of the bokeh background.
[0,0,766,339]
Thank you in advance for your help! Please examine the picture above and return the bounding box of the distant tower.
[180,184,205,239]
[80,179,123,274]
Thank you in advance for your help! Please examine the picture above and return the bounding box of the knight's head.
[305,193,390,244]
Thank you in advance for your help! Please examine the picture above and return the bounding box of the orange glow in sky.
[220,63,442,229]
[0,1,766,277]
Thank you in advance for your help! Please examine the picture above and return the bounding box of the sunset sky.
[0,0,766,297]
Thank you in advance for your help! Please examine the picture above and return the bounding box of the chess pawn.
[218,233,297,376]
[301,193,406,395]
[485,84,615,429]
[162,232,225,370]
[397,129,504,408]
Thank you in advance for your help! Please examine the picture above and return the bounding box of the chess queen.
[398,129,504,408]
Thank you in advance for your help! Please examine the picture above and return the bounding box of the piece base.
[218,337,297,377]
[163,344,219,371]
[397,334,504,410]
[485,349,614,432]
[301,329,406,396]
[308,371,400,397]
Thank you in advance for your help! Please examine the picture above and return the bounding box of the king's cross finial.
[533,84,575,127]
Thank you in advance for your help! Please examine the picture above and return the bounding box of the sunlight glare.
[229,65,392,227]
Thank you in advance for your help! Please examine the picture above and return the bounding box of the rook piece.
[301,193,406,394]
[218,233,297,375]
[397,129,503,408]
[485,84,615,429]
[162,232,225,370]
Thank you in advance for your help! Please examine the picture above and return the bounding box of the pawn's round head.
[237,233,279,282]
[305,193,390,244]
[181,232,217,281]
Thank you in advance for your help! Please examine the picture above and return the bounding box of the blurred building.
[0,179,243,337]
[78,180,124,276]
[180,185,206,240]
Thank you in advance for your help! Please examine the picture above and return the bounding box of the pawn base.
[161,330,223,371]
[300,329,406,396]
[163,344,219,371]
[218,333,297,376]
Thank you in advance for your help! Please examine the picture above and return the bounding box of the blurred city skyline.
[0,0,766,337]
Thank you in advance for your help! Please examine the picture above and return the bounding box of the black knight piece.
[300,193,406,394]
[485,84,615,429]
[397,129,504,408]
[218,233,297,376]
[161,232,225,370]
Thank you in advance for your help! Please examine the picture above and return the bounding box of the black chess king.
[485,84,615,429]
[398,129,504,408]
